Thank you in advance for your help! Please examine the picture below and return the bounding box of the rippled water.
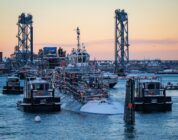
[0,74,178,140]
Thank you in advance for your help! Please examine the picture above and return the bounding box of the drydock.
[0,7,177,140]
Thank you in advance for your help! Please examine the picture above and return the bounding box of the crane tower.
[114,9,129,74]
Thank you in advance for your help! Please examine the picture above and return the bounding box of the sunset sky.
[0,0,178,60]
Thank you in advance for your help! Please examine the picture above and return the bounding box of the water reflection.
[124,124,136,139]
[0,75,178,139]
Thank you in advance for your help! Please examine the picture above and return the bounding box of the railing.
[143,88,165,97]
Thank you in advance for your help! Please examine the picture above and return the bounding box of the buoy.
[35,115,41,122]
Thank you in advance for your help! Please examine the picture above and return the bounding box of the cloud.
[85,39,113,46]
[88,38,178,46]
[79,38,178,46]
[34,43,75,48]
[34,39,114,48]
[35,38,178,48]
[131,39,178,46]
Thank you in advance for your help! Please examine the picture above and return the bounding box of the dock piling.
[124,79,135,124]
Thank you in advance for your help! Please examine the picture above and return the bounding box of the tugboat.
[3,76,23,94]
[134,78,172,112]
[17,77,61,112]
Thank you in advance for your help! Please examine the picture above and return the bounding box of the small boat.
[17,66,38,79]
[157,69,178,74]
[103,72,118,88]
[134,79,172,112]
[96,60,115,72]
[17,66,31,79]
[3,76,23,94]
[165,82,178,90]
[17,77,61,112]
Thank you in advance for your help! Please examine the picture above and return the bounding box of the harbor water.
[0,74,178,140]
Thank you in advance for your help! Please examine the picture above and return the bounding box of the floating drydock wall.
[124,79,135,124]
[114,9,129,74]
[15,13,33,65]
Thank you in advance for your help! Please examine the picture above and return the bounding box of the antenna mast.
[76,27,80,50]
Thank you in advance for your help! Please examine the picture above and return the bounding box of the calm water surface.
[0,74,178,140]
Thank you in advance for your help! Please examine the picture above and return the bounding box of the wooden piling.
[124,79,135,124]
